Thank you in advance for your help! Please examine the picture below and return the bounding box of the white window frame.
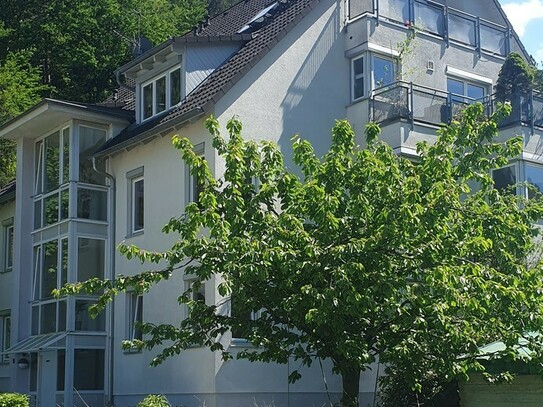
[127,167,145,236]
[2,218,14,272]
[1,313,11,363]
[351,55,365,102]
[127,292,143,342]
[185,143,205,206]
[141,66,183,122]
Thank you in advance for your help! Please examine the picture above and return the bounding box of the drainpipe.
[92,157,116,407]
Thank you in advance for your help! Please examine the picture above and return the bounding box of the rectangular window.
[1,314,10,363]
[127,168,144,236]
[74,349,105,390]
[351,56,365,101]
[140,65,183,121]
[524,164,543,199]
[133,177,144,233]
[127,293,143,341]
[3,221,13,272]
[77,238,105,281]
[372,56,395,89]
[79,126,106,185]
[186,144,205,206]
[492,165,517,194]
[447,78,486,104]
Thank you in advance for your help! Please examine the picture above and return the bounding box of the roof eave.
[94,107,205,158]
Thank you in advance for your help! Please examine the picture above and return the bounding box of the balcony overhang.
[0,99,134,141]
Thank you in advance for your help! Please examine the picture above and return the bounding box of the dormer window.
[141,66,183,121]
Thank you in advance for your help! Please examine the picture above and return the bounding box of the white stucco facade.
[0,0,538,406]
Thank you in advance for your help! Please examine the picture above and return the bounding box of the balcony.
[348,0,510,58]
[371,82,543,131]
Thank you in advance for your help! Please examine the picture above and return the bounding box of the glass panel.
[61,239,68,288]
[373,57,394,89]
[42,241,58,299]
[35,141,43,195]
[60,188,69,220]
[57,350,65,391]
[44,131,60,193]
[467,84,485,101]
[448,13,476,46]
[5,225,13,269]
[34,200,42,230]
[143,83,153,119]
[75,300,105,331]
[33,246,41,301]
[74,349,104,390]
[480,24,507,56]
[78,238,105,281]
[156,76,166,113]
[525,164,543,199]
[414,1,444,35]
[493,166,516,194]
[30,353,38,391]
[79,127,106,185]
[447,78,464,103]
[43,193,59,226]
[353,57,364,76]
[380,0,409,23]
[133,178,144,232]
[77,188,107,221]
[62,127,70,184]
[353,57,364,100]
[129,294,143,340]
[349,0,373,19]
[58,300,67,332]
[41,302,57,334]
[231,296,252,339]
[31,306,39,336]
[170,69,181,106]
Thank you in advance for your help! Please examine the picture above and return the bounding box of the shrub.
[0,393,29,407]
[137,394,171,407]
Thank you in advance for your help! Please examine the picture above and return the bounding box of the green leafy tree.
[0,49,48,186]
[61,103,543,407]
[0,0,206,103]
[495,52,535,101]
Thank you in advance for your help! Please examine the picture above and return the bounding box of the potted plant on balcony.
[496,52,534,124]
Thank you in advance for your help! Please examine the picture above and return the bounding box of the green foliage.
[0,393,29,407]
[0,49,48,187]
[0,0,206,103]
[496,52,535,101]
[137,394,171,407]
[60,103,543,407]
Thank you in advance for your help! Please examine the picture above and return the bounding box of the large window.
[141,67,183,121]
[492,165,517,194]
[447,78,486,104]
[32,239,68,334]
[1,313,10,363]
[186,144,205,206]
[74,349,104,390]
[372,56,395,89]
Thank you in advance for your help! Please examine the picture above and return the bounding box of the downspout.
[92,156,116,407]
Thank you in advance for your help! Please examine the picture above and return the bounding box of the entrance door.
[38,350,57,407]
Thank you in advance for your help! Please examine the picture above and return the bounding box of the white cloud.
[502,0,543,37]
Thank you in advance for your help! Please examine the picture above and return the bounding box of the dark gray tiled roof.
[96,0,318,156]
[100,77,136,111]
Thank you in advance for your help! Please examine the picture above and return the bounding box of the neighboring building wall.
[460,374,543,406]
[0,198,15,392]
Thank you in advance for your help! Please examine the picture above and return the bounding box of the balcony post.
[409,82,414,130]
[531,88,535,136]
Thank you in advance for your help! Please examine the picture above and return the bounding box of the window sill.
[122,346,142,355]
[0,268,12,274]
[125,230,144,239]
[230,338,258,348]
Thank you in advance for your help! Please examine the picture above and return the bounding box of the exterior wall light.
[17,358,29,369]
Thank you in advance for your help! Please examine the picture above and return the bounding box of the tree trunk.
[341,367,361,407]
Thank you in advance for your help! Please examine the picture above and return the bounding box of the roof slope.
[97,0,319,156]
[0,180,15,204]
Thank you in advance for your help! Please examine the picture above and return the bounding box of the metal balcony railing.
[370,82,543,134]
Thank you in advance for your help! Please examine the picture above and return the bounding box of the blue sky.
[500,0,543,63]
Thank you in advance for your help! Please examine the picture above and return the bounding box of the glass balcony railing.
[370,81,543,134]
[349,0,510,57]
